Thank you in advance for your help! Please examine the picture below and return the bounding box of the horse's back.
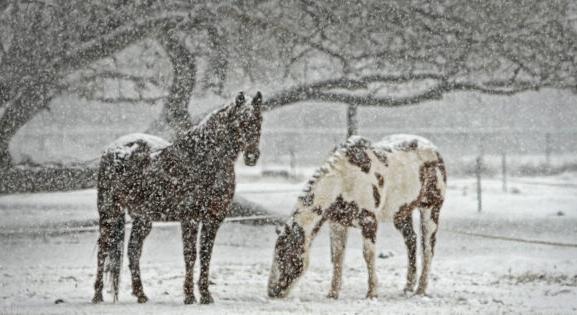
[104,133,170,157]
[97,133,171,210]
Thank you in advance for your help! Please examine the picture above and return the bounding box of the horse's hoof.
[92,294,103,304]
[327,292,339,300]
[403,287,414,295]
[199,294,214,304]
[136,295,148,303]
[184,295,196,304]
[415,288,427,296]
[366,292,378,299]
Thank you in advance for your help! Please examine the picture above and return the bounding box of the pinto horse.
[92,92,263,305]
[268,135,446,299]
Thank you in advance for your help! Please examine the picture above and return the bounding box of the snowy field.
[1,171,576,314]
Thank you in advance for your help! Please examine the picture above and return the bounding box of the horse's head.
[268,221,307,298]
[232,91,263,166]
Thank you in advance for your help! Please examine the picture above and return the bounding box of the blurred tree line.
[0,0,576,169]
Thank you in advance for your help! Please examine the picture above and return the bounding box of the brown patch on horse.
[436,152,447,183]
[372,185,381,208]
[394,159,445,227]
[311,206,323,216]
[375,173,384,187]
[345,146,371,173]
[373,150,389,167]
[397,139,419,152]
[419,161,444,211]
[325,195,359,226]
[311,216,327,238]
[359,209,377,243]
[324,195,377,243]
[394,200,419,227]
[300,192,315,207]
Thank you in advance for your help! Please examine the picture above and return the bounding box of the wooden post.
[346,104,358,138]
[476,156,482,212]
[289,148,296,179]
[501,151,507,193]
[476,136,484,213]
[545,132,551,166]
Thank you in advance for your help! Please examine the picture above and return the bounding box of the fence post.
[545,132,551,166]
[476,156,482,212]
[289,148,296,178]
[501,151,507,193]
[476,136,484,213]
[346,104,358,138]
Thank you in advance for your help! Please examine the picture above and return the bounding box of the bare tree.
[1,0,576,169]
[220,0,577,110]
[0,1,190,168]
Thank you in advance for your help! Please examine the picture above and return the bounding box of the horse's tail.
[96,153,126,302]
[107,214,125,302]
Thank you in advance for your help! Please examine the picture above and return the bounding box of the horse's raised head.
[268,221,307,298]
[233,91,263,166]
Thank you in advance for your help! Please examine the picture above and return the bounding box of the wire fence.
[12,128,577,176]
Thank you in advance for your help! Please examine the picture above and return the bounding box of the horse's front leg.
[128,218,152,303]
[361,211,378,299]
[328,223,348,299]
[181,219,199,304]
[198,220,221,304]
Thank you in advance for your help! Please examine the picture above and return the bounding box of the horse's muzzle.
[267,285,286,299]
[244,149,260,166]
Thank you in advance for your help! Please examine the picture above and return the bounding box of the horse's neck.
[293,169,343,246]
[175,123,241,164]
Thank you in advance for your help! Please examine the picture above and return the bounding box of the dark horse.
[92,92,263,305]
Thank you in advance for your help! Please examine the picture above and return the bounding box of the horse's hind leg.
[128,218,152,303]
[394,213,417,293]
[328,223,348,299]
[93,190,121,303]
[360,211,378,299]
[416,207,440,295]
[93,218,112,303]
[181,219,199,304]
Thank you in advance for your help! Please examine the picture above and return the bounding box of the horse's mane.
[173,101,238,150]
[192,102,236,134]
[297,136,372,205]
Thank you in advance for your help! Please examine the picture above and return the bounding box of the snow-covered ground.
[1,171,576,314]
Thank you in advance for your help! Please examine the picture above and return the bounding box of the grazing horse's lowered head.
[268,219,308,298]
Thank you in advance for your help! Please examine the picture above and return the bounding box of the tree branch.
[263,75,560,110]
[86,96,165,105]
[74,70,162,88]
[51,12,188,75]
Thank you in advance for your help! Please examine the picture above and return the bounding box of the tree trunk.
[201,26,228,96]
[0,85,51,169]
[159,31,197,134]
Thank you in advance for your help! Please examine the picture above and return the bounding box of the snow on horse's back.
[105,133,170,153]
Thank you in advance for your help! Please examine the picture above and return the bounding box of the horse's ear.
[252,91,262,109]
[235,91,245,107]
[275,225,283,235]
